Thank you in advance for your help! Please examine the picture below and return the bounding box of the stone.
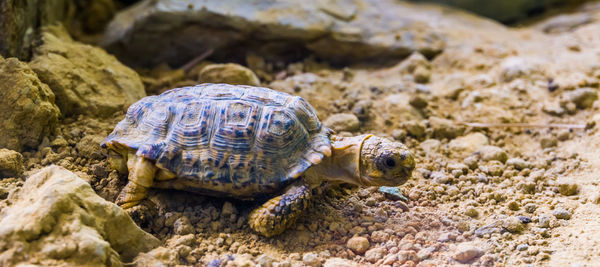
[302,252,321,266]
[558,183,579,196]
[499,57,531,82]
[346,236,370,255]
[431,171,450,184]
[324,113,360,132]
[452,243,483,263]
[506,158,531,170]
[516,244,529,251]
[403,120,427,138]
[478,146,508,163]
[420,139,441,154]
[437,232,457,242]
[553,208,572,220]
[323,257,359,267]
[503,216,525,233]
[428,116,465,139]
[411,0,566,23]
[0,149,24,178]
[364,247,385,263]
[29,25,146,117]
[0,166,160,266]
[448,133,489,155]
[540,136,558,148]
[0,0,75,60]
[174,216,195,235]
[538,214,552,228]
[198,63,261,86]
[257,254,276,267]
[562,87,598,109]
[75,135,105,160]
[103,0,447,67]
[464,206,479,218]
[0,57,60,151]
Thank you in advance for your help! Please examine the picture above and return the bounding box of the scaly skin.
[248,182,312,237]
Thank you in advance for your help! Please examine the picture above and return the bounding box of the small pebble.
[516,244,529,251]
[558,183,579,196]
[503,216,524,233]
[302,252,320,266]
[364,247,386,263]
[540,137,558,148]
[346,236,370,255]
[0,149,23,178]
[453,244,483,263]
[518,216,532,224]
[478,146,508,163]
[538,215,552,228]
[465,206,479,218]
[506,158,531,170]
[553,208,572,220]
[324,113,360,132]
[524,203,538,213]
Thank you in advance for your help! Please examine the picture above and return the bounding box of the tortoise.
[102,83,415,237]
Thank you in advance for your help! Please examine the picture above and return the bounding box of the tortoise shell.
[102,84,332,198]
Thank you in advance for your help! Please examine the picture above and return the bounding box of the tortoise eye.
[384,156,396,168]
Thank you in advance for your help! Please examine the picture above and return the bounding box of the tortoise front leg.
[116,154,157,209]
[248,181,313,237]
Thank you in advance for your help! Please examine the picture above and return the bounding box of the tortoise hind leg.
[116,154,157,209]
[248,181,313,237]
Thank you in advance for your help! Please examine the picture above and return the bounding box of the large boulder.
[103,0,447,67]
[0,0,75,60]
[409,0,567,23]
[0,56,60,151]
[29,25,146,117]
[0,165,160,266]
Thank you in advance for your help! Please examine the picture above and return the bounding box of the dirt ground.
[5,1,600,266]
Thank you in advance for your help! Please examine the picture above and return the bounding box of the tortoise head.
[328,134,415,186]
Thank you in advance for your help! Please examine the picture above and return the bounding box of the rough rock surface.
[0,56,60,151]
[198,63,261,86]
[103,0,448,66]
[0,165,160,266]
[29,25,146,117]
[0,0,75,60]
[0,149,24,178]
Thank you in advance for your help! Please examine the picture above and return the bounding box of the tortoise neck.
[305,135,373,186]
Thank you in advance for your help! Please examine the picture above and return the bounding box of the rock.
[428,116,465,139]
[506,158,531,170]
[464,206,479,218]
[499,57,531,82]
[0,149,24,178]
[409,95,428,109]
[431,171,450,184]
[364,247,385,263]
[538,214,552,228]
[420,139,441,154]
[474,223,501,237]
[257,254,276,267]
[403,120,427,138]
[483,160,505,176]
[324,113,360,132]
[516,244,529,251]
[0,0,75,60]
[323,257,359,267]
[75,135,105,160]
[103,0,446,67]
[346,236,370,255]
[378,186,408,201]
[524,203,538,213]
[411,0,566,23]
[553,208,572,220]
[0,166,160,266]
[503,216,525,233]
[437,232,457,242]
[558,183,579,196]
[302,252,321,266]
[540,136,558,148]
[198,63,261,86]
[448,133,489,155]
[536,13,594,33]
[477,146,508,163]
[0,57,60,151]
[174,216,195,235]
[351,100,372,121]
[29,25,146,117]
[562,87,598,109]
[452,243,483,263]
